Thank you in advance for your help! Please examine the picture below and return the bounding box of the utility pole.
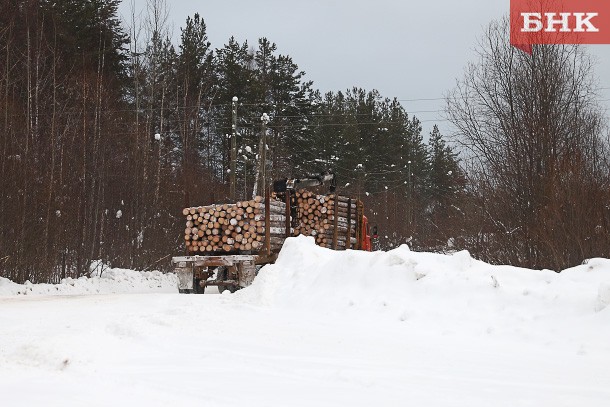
[254,113,270,198]
[230,96,238,200]
[407,160,412,235]
[357,163,364,199]
[261,112,269,195]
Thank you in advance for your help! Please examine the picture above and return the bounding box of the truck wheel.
[193,278,205,294]
[218,285,238,294]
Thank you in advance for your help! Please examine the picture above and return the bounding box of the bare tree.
[447,17,610,270]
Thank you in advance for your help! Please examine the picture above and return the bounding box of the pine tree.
[423,125,464,248]
[176,13,217,206]
[215,37,257,197]
[252,38,277,109]
[266,53,315,181]
[45,0,128,79]
[428,125,461,203]
[245,38,316,193]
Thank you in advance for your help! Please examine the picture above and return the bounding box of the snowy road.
[2,294,609,406]
[2,237,610,406]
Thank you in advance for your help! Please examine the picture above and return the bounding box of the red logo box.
[511,0,610,52]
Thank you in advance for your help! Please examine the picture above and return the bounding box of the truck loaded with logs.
[171,172,372,293]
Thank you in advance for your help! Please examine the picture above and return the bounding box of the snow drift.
[240,236,610,307]
[0,265,177,296]
[238,236,610,328]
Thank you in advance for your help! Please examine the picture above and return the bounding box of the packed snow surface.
[1,236,610,406]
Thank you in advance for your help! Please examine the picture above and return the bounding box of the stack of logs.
[182,191,358,254]
[182,196,287,253]
[292,190,357,249]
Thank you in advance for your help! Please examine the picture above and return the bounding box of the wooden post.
[355,200,363,250]
[261,118,267,195]
[254,113,269,198]
[285,190,291,238]
[230,96,238,200]
[332,195,339,249]
[265,187,271,256]
[346,198,352,249]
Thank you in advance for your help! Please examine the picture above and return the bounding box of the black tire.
[193,278,205,294]
[216,267,238,294]
[218,284,238,294]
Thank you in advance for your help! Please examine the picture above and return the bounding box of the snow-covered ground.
[0,265,178,296]
[1,236,610,406]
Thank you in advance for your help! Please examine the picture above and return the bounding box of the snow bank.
[2,237,609,406]
[0,267,177,296]
[237,236,610,324]
[596,281,610,311]
[3,235,610,320]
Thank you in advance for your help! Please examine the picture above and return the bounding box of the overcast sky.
[119,0,610,137]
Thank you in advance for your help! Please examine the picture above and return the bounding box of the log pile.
[182,190,359,254]
[182,196,287,253]
[291,191,357,249]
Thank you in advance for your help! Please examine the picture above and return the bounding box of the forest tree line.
[0,1,608,283]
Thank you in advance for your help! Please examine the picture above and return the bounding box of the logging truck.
[172,173,371,293]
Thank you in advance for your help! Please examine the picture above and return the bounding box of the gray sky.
[119,0,610,137]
